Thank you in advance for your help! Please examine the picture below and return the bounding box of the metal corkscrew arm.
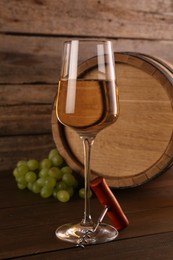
[91,177,129,231]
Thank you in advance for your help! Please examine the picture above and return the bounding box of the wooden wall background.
[0,0,173,171]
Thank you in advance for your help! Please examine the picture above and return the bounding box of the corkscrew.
[77,177,129,247]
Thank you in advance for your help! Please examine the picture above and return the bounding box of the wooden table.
[0,167,173,260]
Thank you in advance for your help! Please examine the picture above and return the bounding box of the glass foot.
[55,222,118,246]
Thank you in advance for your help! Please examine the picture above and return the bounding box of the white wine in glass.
[55,40,119,246]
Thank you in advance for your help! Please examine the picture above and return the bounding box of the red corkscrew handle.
[91,177,129,231]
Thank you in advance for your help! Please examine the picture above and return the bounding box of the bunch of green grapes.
[12,148,81,203]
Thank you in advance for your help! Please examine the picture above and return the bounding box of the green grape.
[17,160,27,167]
[39,168,49,178]
[32,182,42,194]
[40,186,53,198]
[36,177,46,187]
[51,154,63,167]
[17,183,27,190]
[17,165,29,176]
[27,159,39,171]
[13,168,19,178]
[79,188,92,199]
[44,176,56,188]
[48,167,63,180]
[56,181,68,191]
[25,171,37,183]
[48,148,59,159]
[13,149,79,202]
[16,176,27,186]
[61,166,72,175]
[56,190,70,202]
[40,158,52,169]
[62,173,76,187]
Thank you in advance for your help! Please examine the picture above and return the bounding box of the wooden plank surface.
[0,35,173,85]
[0,0,172,40]
[0,83,57,170]
[0,135,55,171]
[11,232,173,260]
[0,104,52,135]
[0,84,57,105]
[0,84,56,136]
[0,168,173,259]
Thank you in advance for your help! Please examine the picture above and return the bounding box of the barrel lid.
[51,52,173,188]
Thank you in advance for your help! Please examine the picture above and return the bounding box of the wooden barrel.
[51,52,173,188]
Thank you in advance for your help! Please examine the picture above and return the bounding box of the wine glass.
[55,40,119,245]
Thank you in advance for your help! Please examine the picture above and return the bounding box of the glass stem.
[81,136,95,226]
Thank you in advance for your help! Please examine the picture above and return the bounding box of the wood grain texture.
[0,35,173,85]
[0,135,55,171]
[14,232,173,260]
[0,0,172,40]
[0,84,57,170]
[0,84,57,105]
[0,104,52,135]
[0,168,173,259]
[0,84,57,135]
